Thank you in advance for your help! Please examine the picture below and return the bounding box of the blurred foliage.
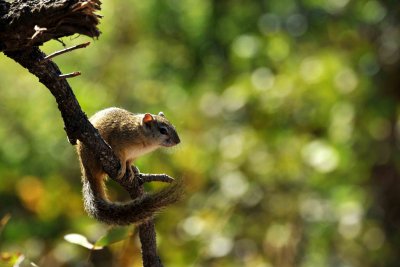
[1,0,400,266]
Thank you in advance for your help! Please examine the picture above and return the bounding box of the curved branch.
[1,1,174,266]
[0,0,101,51]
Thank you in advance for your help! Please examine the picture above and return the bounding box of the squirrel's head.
[142,112,181,147]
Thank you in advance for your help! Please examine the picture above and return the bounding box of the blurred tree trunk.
[370,62,400,266]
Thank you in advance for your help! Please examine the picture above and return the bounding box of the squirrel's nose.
[173,134,181,145]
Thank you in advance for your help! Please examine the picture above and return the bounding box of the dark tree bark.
[139,220,163,267]
[0,0,101,51]
[1,1,173,266]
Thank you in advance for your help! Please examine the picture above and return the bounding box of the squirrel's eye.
[159,127,168,135]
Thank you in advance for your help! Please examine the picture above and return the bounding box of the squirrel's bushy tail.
[82,178,183,225]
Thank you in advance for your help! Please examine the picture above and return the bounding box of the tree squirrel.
[76,107,181,225]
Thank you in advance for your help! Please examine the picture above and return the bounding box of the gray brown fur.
[77,107,181,225]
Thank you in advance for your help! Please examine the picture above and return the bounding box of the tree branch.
[139,220,164,267]
[1,0,173,266]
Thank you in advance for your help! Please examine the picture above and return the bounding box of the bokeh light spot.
[207,235,234,258]
[300,57,324,84]
[266,36,290,62]
[181,216,205,237]
[286,14,308,37]
[199,92,223,117]
[219,133,244,160]
[334,67,359,94]
[232,35,260,58]
[329,102,355,143]
[363,227,385,251]
[265,223,291,248]
[258,13,281,35]
[325,0,350,14]
[251,68,275,91]
[220,171,249,199]
[361,1,387,24]
[300,197,334,222]
[337,201,363,239]
[302,140,339,173]
[222,86,248,112]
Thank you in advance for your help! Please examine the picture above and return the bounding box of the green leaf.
[95,227,132,247]
[64,233,103,250]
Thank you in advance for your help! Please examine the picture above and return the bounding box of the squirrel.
[76,107,181,225]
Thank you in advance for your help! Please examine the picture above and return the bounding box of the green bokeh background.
[1,0,400,266]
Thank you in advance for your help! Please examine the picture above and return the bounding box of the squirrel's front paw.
[123,166,134,184]
[116,163,125,180]
[132,166,140,176]
[122,164,142,185]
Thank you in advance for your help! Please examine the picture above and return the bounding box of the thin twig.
[41,42,90,62]
[140,173,175,184]
[58,71,81,79]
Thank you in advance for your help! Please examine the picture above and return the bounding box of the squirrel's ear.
[143,113,154,124]
[158,112,165,117]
